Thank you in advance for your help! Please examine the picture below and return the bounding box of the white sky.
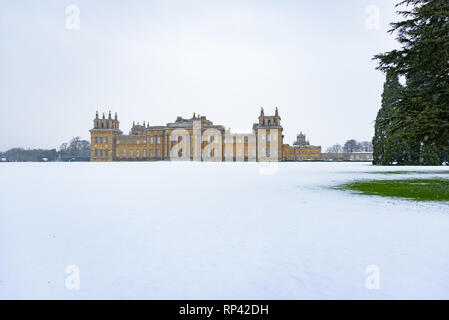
[0,0,399,151]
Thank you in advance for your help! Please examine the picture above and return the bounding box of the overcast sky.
[0,0,400,151]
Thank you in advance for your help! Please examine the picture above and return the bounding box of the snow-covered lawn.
[1,162,448,299]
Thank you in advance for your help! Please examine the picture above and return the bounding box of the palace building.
[90,108,284,162]
[282,132,322,161]
[88,108,375,162]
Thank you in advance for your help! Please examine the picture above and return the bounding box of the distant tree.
[60,137,90,158]
[358,141,373,152]
[326,144,343,153]
[0,148,58,162]
[343,140,359,153]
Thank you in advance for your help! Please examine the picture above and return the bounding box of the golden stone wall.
[88,108,328,163]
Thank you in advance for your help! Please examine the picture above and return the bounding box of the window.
[116,140,120,145]
[105,137,109,144]
[136,150,140,157]
[116,149,120,158]
[94,137,98,144]
[105,150,109,157]
[262,135,265,142]
[136,140,140,145]
[130,150,133,158]
[123,149,126,157]
[268,135,271,142]
[150,149,154,157]
[143,140,146,144]
[100,137,103,144]
[94,149,98,157]
[143,149,146,158]
[100,150,103,157]
[157,136,161,144]
[268,120,271,126]
[150,137,154,144]
[157,149,160,157]
[267,149,271,157]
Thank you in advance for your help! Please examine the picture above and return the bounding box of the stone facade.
[282,132,322,161]
[320,152,373,162]
[89,109,373,163]
[90,108,284,162]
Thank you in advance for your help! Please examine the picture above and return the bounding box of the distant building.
[89,109,373,163]
[320,152,373,162]
[282,132,322,161]
[90,108,283,162]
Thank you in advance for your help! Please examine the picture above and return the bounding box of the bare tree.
[343,139,359,153]
[326,144,343,153]
[358,141,373,152]
[60,137,90,157]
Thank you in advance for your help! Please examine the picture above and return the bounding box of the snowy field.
[1,162,448,299]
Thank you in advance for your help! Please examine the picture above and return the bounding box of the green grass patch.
[366,171,449,175]
[336,178,449,202]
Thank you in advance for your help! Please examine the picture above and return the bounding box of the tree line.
[0,137,90,162]
[326,140,373,154]
[372,0,449,165]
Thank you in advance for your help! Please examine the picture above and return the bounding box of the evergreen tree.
[373,72,403,164]
[374,0,449,165]
[420,143,441,165]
